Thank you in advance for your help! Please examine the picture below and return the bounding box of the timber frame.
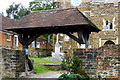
[13,25,92,49]
[5,8,101,49]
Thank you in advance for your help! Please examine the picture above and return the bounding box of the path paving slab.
[23,71,63,78]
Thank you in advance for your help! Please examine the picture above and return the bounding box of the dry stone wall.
[0,48,25,78]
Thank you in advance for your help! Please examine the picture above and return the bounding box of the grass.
[29,57,61,74]
[29,57,61,64]
[33,64,56,74]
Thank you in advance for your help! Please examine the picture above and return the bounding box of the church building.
[56,0,120,50]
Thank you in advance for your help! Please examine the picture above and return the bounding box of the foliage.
[6,3,30,19]
[43,34,53,46]
[29,1,57,11]
[61,54,84,74]
[71,56,84,73]
[57,73,86,80]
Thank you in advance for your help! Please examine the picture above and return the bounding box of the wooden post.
[53,34,55,52]
[52,0,55,52]
[18,32,41,76]
[23,45,28,76]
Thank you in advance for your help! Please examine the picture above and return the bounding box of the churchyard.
[0,0,120,79]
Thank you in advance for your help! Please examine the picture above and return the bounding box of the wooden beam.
[66,33,83,44]
[66,31,90,44]
[18,33,41,48]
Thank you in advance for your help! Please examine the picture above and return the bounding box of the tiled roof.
[0,15,16,32]
[37,35,47,41]
[6,8,100,32]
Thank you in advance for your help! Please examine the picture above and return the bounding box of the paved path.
[23,71,63,78]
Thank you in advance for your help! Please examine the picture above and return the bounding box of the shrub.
[61,54,84,74]
[61,54,90,79]
[57,73,86,80]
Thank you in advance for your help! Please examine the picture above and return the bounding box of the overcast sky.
[0,0,120,16]
[0,0,34,16]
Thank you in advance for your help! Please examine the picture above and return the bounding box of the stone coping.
[39,63,61,66]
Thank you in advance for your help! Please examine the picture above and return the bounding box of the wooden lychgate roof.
[6,8,100,34]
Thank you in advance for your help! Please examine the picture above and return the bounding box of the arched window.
[110,21,113,29]
[106,21,109,30]
[104,40,115,45]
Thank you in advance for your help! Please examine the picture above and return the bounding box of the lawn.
[29,57,61,74]
[29,57,61,64]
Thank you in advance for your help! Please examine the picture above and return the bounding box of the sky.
[0,0,34,16]
[0,0,120,16]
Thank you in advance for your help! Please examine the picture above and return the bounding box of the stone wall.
[74,49,98,78]
[74,44,120,79]
[96,45,120,78]
[0,47,3,79]
[0,48,25,78]
[28,48,52,57]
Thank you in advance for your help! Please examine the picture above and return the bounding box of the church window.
[106,21,109,30]
[110,21,113,29]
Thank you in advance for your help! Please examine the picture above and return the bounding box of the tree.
[6,3,30,19]
[29,0,57,11]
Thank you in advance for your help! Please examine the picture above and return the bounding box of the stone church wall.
[118,2,120,44]
[89,3,119,48]
[57,0,120,50]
